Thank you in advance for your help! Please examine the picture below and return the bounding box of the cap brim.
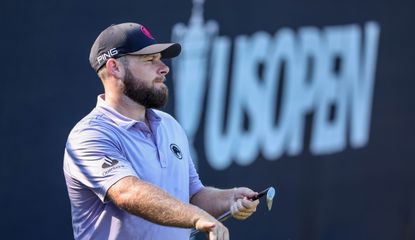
[130,43,181,59]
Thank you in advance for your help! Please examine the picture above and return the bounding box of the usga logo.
[97,48,118,64]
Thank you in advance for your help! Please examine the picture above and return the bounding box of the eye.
[145,56,156,62]
[143,54,160,62]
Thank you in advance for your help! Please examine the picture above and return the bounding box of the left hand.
[230,187,259,220]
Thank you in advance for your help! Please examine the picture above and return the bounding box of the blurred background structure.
[1,0,414,239]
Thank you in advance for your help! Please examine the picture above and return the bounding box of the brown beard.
[122,67,168,109]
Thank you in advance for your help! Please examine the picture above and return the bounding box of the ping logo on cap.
[97,48,119,65]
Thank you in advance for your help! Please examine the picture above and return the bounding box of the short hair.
[97,57,129,80]
[97,67,108,80]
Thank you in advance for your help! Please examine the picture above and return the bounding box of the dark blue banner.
[1,0,414,239]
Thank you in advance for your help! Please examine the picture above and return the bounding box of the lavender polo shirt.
[63,95,204,240]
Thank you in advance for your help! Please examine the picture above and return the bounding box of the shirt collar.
[96,94,161,130]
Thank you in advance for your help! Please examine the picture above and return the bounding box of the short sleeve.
[64,125,137,202]
[188,153,204,198]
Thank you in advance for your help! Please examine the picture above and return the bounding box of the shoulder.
[152,109,187,135]
[152,109,174,120]
[152,109,181,126]
[67,108,120,144]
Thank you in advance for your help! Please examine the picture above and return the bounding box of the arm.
[107,176,229,238]
[190,186,260,220]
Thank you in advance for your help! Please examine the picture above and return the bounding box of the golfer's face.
[121,53,170,109]
[124,53,169,88]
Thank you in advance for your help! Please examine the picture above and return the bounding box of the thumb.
[235,187,257,199]
[195,219,216,232]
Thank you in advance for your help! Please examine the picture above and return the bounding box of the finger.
[240,198,259,210]
[235,208,255,216]
[222,226,229,240]
[230,203,238,216]
[236,199,257,214]
[209,225,221,240]
[231,199,244,215]
[234,187,257,199]
[236,198,244,211]
[231,199,251,216]
[196,220,216,232]
[217,227,224,240]
[236,208,256,217]
[233,214,250,220]
[234,215,250,220]
[233,209,254,218]
[209,230,217,240]
[214,223,228,240]
[232,201,258,219]
[209,225,224,240]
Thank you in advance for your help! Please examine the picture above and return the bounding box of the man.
[63,22,259,240]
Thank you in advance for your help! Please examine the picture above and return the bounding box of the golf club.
[190,186,276,238]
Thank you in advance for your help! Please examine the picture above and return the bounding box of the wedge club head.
[266,186,276,211]
[251,186,276,211]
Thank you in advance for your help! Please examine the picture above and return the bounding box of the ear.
[105,58,124,79]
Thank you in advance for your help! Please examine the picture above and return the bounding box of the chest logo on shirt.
[170,144,183,159]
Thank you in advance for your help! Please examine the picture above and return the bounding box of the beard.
[122,67,168,109]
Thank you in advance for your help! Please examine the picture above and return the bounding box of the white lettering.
[172,20,380,170]
[205,36,233,170]
[97,48,119,64]
[349,22,380,148]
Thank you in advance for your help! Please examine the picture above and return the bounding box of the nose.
[158,60,170,76]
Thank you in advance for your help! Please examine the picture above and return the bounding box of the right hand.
[195,215,229,240]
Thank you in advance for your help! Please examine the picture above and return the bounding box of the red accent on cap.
[141,26,155,40]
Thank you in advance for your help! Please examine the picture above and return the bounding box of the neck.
[103,93,147,123]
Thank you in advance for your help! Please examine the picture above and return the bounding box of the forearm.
[107,176,210,228]
[190,187,235,218]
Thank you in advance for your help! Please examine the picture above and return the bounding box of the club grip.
[250,187,270,201]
